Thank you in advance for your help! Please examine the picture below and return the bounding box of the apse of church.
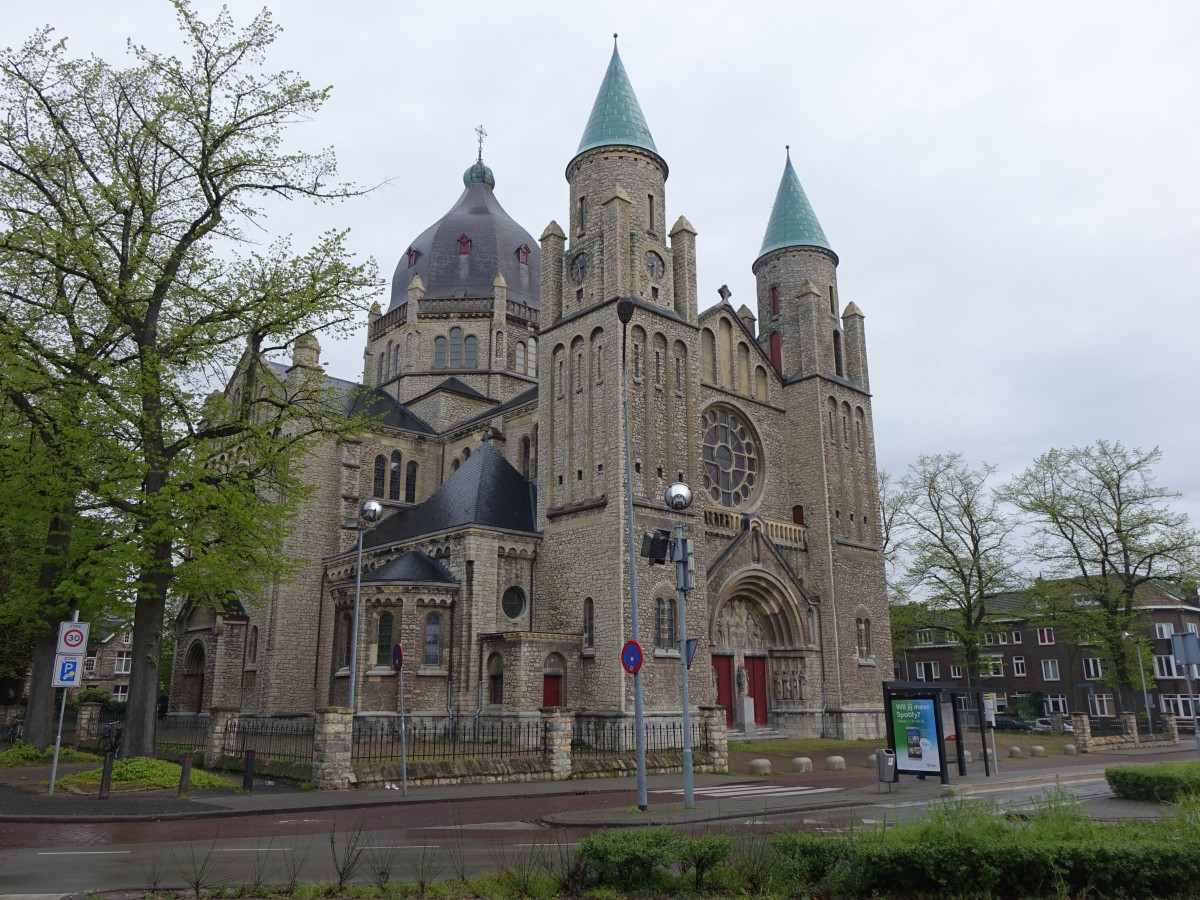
[168,40,891,741]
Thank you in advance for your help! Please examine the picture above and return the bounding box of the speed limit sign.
[57,621,90,655]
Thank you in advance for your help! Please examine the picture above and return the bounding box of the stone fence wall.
[1070,711,1179,753]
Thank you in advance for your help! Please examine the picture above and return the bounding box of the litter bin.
[876,748,896,791]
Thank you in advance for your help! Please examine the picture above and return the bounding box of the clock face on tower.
[645,251,664,281]
[570,253,590,284]
[701,405,762,508]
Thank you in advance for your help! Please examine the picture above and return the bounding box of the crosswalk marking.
[651,784,842,799]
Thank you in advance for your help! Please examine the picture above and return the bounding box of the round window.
[701,406,762,508]
[502,586,526,619]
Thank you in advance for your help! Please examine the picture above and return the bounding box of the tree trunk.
[22,510,75,750]
[122,576,167,758]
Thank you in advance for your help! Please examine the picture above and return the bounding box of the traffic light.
[640,529,671,565]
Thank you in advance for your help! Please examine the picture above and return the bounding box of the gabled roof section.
[756,147,835,266]
[575,40,659,159]
[365,442,536,547]
[458,385,538,429]
[364,549,458,585]
[344,384,437,434]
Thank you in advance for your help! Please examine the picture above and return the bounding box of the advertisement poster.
[890,696,941,774]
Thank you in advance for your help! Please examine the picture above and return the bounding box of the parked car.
[1033,717,1074,733]
[993,715,1035,731]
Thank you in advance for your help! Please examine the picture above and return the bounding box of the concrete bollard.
[791,756,812,773]
[825,755,846,771]
[963,750,973,763]
[1064,743,1077,755]
[866,751,881,768]
[178,752,193,796]
[1009,746,1022,758]
[749,758,772,775]
[1031,745,1046,757]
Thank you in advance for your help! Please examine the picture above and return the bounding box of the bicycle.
[1,719,23,743]
[98,721,123,753]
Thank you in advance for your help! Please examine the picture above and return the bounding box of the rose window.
[701,406,761,507]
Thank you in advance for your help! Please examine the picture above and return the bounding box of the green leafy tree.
[1006,441,1199,713]
[891,453,1022,682]
[0,3,379,755]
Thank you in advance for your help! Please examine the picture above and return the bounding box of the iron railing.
[155,715,209,755]
[571,716,708,757]
[352,716,546,764]
[223,716,314,764]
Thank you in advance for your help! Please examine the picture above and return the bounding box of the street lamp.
[617,296,649,812]
[665,482,696,809]
[1124,631,1153,728]
[345,499,384,712]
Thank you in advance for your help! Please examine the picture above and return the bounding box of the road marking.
[652,785,842,799]
[215,848,294,852]
[512,842,579,848]
[37,851,132,855]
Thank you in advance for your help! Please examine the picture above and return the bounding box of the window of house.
[1155,655,1180,679]
[981,654,1003,678]
[84,656,96,673]
[1189,623,1199,634]
[583,598,594,649]
[376,613,393,667]
[113,685,128,702]
[405,461,418,503]
[488,653,504,704]
[1044,694,1068,714]
[1089,694,1115,717]
[1037,627,1055,645]
[1041,658,1060,681]
[1161,694,1195,719]
[115,651,132,675]
[915,661,939,681]
[122,632,132,645]
[857,617,872,659]
[914,629,934,645]
[1083,657,1103,680]
[655,598,677,650]
[983,632,994,646]
[389,451,403,501]
[1156,622,1176,639]
[1011,630,1022,644]
[1012,656,1026,676]
[373,455,386,498]
[424,613,442,666]
[950,665,963,679]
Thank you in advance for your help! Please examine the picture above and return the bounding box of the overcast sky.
[8,1,1199,532]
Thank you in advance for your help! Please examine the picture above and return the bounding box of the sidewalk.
[0,744,1190,827]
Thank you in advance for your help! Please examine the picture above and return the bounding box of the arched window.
[856,617,872,660]
[393,341,402,375]
[701,329,716,382]
[520,436,531,477]
[769,332,782,372]
[807,608,817,646]
[792,505,805,526]
[462,447,471,461]
[340,613,353,669]
[449,327,463,368]
[247,626,258,665]
[488,653,504,704]
[373,455,386,498]
[451,458,460,473]
[386,340,393,379]
[377,353,384,385]
[434,336,447,369]
[655,597,677,649]
[583,598,594,649]
[770,285,779,316]
[515,341,526,374]
[376,613,393,666]
[527,337,537,375]
[389,450,403,501]
[424,613,442,666]
[405,460,418,503]
[833,330,844,377]
[464,334,477,368]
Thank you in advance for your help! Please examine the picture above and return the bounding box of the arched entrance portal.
[710,569,811,729]
[182,642,206,714]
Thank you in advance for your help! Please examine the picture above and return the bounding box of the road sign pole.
[48,610,79,796]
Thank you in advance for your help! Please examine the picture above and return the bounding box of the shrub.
[57,756,235,791]
[1106,762,1200,802]
[576,827,679,892]
[677,831,731,893]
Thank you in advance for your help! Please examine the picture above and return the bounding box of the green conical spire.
[757,147,835,262]
[576,36,658,156]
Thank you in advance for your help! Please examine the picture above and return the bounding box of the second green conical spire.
[757,148,835,263]
[576,37,658,157]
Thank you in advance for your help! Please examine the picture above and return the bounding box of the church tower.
[752,150,890,735]
[535,39,709,715]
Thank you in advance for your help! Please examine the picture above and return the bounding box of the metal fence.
[222,716,314,765]
[352,716,546,764]
[572,716,709,757]
[155,715,208,755]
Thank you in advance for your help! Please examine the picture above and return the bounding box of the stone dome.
[387,164,539,312]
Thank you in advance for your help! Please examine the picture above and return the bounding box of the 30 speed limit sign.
[57,621,90,654]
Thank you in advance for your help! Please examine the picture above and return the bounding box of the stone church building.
[170,44,892,739]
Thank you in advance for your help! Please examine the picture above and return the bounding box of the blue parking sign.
[52,654,83,687]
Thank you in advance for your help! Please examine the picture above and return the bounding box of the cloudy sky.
[8,1,1199,529]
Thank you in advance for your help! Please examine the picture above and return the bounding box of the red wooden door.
[713,655,734,726]
[542,674,562,708]
[746,657,768,726]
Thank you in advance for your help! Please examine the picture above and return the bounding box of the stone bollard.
[791,756,812,773]
[1031,745,1046,757]
[825,755,846,771]
[1064,743,1077,755]
[749,758,772,775]
[866,750,881,768]
[963,750,973,763]
[1009,746,1022,758]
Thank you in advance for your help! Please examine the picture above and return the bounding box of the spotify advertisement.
[889,696,941,774]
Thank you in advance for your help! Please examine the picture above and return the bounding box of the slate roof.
[387,168,540,313]
[264,364,435,434]
[363,549,458,585]
[364,442,537,547]
[575,42,661,163]
[458,385,538,429]
[756,148,836,265]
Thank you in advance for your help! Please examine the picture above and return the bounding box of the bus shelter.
[882,682,995,785]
